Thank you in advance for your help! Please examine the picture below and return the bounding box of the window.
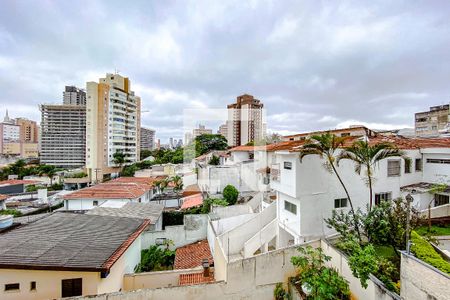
[404,159,411,173]
[93,200,98,206]
[375,192,392,206]
[387,160,401,177]
[61,278,82,298]
[341,132,350,137]
[30,281,36,291]
[427,158,450,164]
[284,200,297,215]
[4,283,20,291]
[334,198,348,208]
[434,194,449,207]
[415,159,422,171]
[284,162,292,170]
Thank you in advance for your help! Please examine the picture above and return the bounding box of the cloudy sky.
[1,1,450,142]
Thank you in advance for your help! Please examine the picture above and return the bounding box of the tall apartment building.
[140,127,155,151]
[227,94,265,147]
[0,111,39,158]
[40,104,86,168]
[86,73,141,182]
[415,104,449,136]
[15,118,39,143]
[63,86,86,105]
[218,123,228,139]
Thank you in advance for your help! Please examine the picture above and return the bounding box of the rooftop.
[86,202,164,224]
[0,212,149,272]
[0,194,8,201]
[401,182,450,193]
[0,179,40,186]
[63,176,166,200]
[180,193,204,210]
[174,240,213,270]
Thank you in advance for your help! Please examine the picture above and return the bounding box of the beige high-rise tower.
[227,94,265,147]
[86,73,141,182]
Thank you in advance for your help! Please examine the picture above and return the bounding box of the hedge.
[410,231,450,274]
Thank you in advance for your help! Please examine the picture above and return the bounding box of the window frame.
[283,161,292,170]
[375,192,392,206]
[61,278,82,298]
[415,158,422,171]
[334,198,348,209]
[30,281,36,291]
[4,283,20,292]
[387,160,401,177]
[434,194,450,207]
[284,200,297,215]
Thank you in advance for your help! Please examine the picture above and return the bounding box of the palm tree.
[299,133,361,241]
[337,140,405,211]
[171,175,183,193]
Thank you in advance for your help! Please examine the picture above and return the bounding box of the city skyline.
[1,1,450,141]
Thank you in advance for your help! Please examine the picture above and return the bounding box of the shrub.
[274,282,290,300]
[223,185,239,205]
[410,231,450,274]
[0,209,22,217]
[291,246,350,300]
[135,244,175,272]
[208,155,220,165]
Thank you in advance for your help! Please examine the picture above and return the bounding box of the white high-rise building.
[86,73,141,182]
[227,94,265,147]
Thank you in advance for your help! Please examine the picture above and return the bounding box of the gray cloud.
[1,0,450,141]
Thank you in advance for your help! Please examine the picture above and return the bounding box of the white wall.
[141,215,208,249]
[422,149,450,184]
[400,251,450,300]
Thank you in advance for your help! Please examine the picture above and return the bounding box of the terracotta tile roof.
[63,176,167,200]
[283,126,371,138]
[180,193,204,210]
[270,136,450,152]
[182,184,202,197]
[179,271,214,286]
[174,240,213,270]
[0,179,40,186]
[229,145,266,152]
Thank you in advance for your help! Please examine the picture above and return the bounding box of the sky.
[1,1,450,142]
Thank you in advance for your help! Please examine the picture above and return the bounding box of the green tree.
[194,134,228,157]
[299,133,361,242]
[140,149,153,160]
[208,155,220,165]
[171,175,183,193]
[113,150,126,168]
[337,141,405,211]
[38,165,57,185]
[223,185,239,205]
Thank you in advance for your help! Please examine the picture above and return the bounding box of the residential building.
[415,104,449,136]
[0,179,40,194]
[218,123,228,140]
[63,85,86,105]
[86,73,141,181]
[283,125,377,141]
[0,111,39,159]
[0,212,149,299]
[140,127,155,151]
[15,118,39,143]
[227,94,265,147]
[193,124,212,138]
[63,177,164,210]
[40,104,86,168]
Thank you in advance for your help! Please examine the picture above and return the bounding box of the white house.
[269,136,450,246]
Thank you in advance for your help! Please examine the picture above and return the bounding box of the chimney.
[202,258,210,278]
